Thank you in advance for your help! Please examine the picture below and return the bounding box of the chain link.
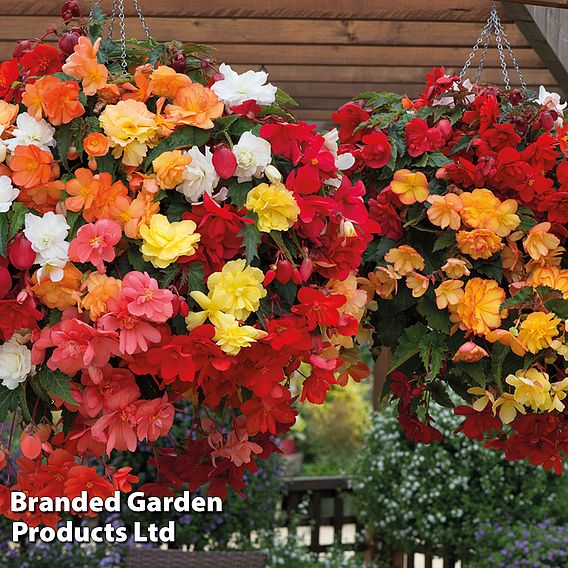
[93,0,154,74]
[460,1,527,92]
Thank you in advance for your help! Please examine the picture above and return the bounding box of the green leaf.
[186,262,206,294]
[450,135,474,155]
[214,115,240,133]
[127,247,150,273]
[0,213,8,256]
[426,152,453,168]
[37,368,76,405]
[161,264,181,288]
[418,332,448,379]
[433,231,455,252]
[476,258,503,281]
[143,126,210,169]
[0,384,21,422]
[389,323,428,374]
[429,381,454,408]
[8,202,28,241]
[417,297,452,333]
[501,287,534,310]
[364,237,398,262]
[544,298,568,320]
[165,199,189,222]
[54,123,73,170]
[228,180,253,208]
[239,220,262,265]
[455,361,487,388]
[275,88,299,107]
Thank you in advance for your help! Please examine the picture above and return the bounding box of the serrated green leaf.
[8,203,28,241]
[429,381,454,408]
[0,213,8,256]
[214,114,240,133]
[501,287,535,310]
[37,368,76,405]
[426,152,453,168]
[476,258,503,281]
[0,384,21,422]
[432,232,455,252]
[544,298,568,320]
[275,88,299,107]
[228,180,253,208]
[186,262,206,294]
[450,134,474,155]
[389,323,428,374]
[239,220,261,265]
[143,126,210,169]
[418,332,448,379]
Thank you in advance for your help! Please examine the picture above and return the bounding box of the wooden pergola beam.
[504,2,568,95]
[501,0,568,8]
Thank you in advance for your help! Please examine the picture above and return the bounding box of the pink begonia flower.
[135,395,175,442]
[210,416,263,467]
[91,388,140,455]
[120,271,174,322]
[47,318,119,376]
[68,219,122,272]
[79,366,140,418]
[97,296,162,355]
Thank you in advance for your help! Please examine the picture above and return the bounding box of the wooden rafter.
[505,2,568,95]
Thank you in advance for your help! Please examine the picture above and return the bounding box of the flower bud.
[67,146,79,161]
[275,259,293,284]
[8,234,36,270]
[291,268,302,285]
[264,164,282,184]
[212,145,237,179]
[299,257,314,282]
[263,269,276,287]
[58,31,81,57]
[339,219,356,238]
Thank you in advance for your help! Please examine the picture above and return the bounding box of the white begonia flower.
[322,128,354,171]
[0,338,31,390]
[536,86,566,124]
[232,132,272,182]
[24,211,69,266]
[6,112,56,152]
[0,176,19,213]
[176,146,220,203]
[0,140,7,163]
[264,164,282,184]
[36,257,67,283]
[211,63,277,107]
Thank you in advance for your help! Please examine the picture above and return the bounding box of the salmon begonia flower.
[10,145,54,189]
[165,83,224,129]
[523,222,561,261]
[83,132,110,158]
[384,245,425,276]
[390,169,429,205]
[68,219,122,272]
[427,193,463,230]
[150,65,192,99]
[62,37,108,95]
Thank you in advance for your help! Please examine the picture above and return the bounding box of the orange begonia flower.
[150,65,192,99]
[165,83,224,129]
[65,167,100,214]
[18,180,64,213]
[0,100,18,130]
[83,132,110,158]
[10,145,54,189]
[121,65,152,103]
[31,263,83,310]
[42,80,85,126]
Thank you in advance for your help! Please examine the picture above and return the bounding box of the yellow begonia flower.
[441,258,471,279]
[434,279,464,310]
[485,329,528,357]
[454,278,505,336]
[551,339,568,361]
[139,213,200,268]
[492,393,525,424]
[456,228,504,260]
[185,290,225,330]
[405,272,430,298]
[390,169,429,205]
[524,222,561,261]
[529,266,568,300]
[210,311,267,355]
[460,188,520,237]
[468,387,494,412]
[551,378,568,412]
[207,259,267,321]
[384,245,425,276]
[245,181,300,233]
[517,312,560,354]
[426,193,463,230]
[99,99,159,166]
[506,368,552,411]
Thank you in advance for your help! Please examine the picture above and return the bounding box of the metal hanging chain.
[90,0,154,73]
[460,1,527,92]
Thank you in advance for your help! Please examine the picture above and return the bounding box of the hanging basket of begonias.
[331,69,568,473]
[0,1,374,526]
